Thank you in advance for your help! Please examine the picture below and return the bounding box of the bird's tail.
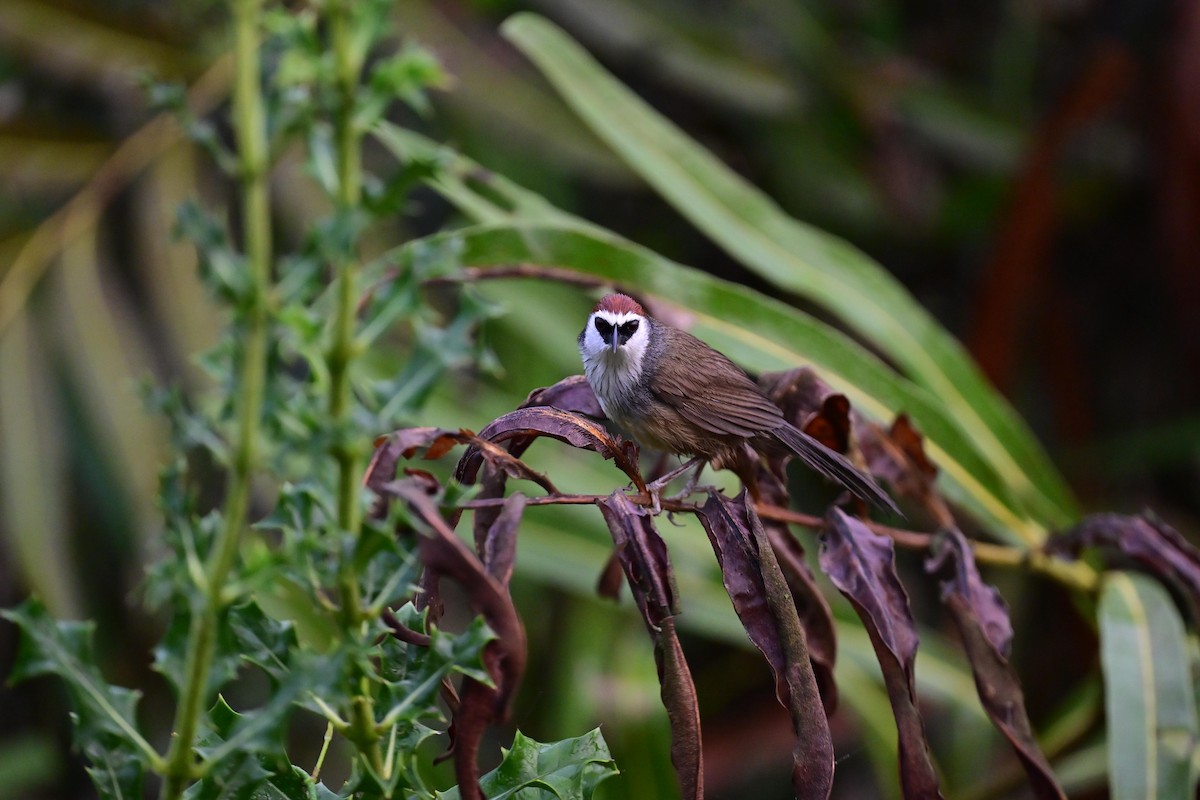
[770,423,900,514]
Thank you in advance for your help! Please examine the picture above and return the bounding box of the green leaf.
[499,12,1077,533]
[1099,572,1199,800]
[153,608,241,701]
[194,651,341,774]
[187,697,315,800]
[1,598,161,784]
[439,729,618,800]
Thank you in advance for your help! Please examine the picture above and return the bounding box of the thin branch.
[454,491,1096,591]
[425,263,610,290]
[466,436,560,495]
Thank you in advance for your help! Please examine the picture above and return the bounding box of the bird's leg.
[671,461,705,501]
[644,457,708,515]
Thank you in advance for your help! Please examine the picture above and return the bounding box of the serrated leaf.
[440,729,618,800]
[1,598,159,790]
[1099,572,1199,800]
[187,697,317,800]
[226,601,299,683]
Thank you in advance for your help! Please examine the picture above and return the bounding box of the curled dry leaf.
[455,406,643,491]
[760,368,951,524]
[597,491,701,800]
[802,394,852,454]
[383,479,528,800]
[765,523,838,714]
[926,530,1065,800]
[364,427,466,515]
[521,373,606,419]
[466,375,607,550]
[759,367,837,425]
[819,508,943,800]
[1046,513,1200,621]
[859,415,953,528]
[754,466,839,712]
[695,489,835,800]
[479,492,525,588]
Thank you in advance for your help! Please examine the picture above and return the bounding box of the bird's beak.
[609,326,620,353]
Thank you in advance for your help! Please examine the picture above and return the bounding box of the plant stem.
[325,0,386,778]
[451,493,1098,592]
[160,2,270,798]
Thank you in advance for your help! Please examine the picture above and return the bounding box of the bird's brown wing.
[648,327,784,437]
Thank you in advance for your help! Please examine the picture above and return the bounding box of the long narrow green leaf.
[499,13,1077,532]
[1099,572,1199,800]
[372,124,1040,544]
[0,313,81,616]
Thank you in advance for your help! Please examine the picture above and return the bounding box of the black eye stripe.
[618,320,639,336]
[594,318,613,336]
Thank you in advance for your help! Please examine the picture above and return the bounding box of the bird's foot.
[641,458,709,517]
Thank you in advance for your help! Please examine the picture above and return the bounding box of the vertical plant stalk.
[325,0,385,777]
[160,0,272,797]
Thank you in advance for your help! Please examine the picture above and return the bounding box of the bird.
[578,292,897,513]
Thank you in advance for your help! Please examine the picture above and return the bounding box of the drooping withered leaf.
[467,374,608,555]
[752,461,839,714]
[760,367,951,526]
[1046,513,1200,622]
[597,491,703,800]
[378,477,527,800]
[926,529,1066,800]
[455,405,642,491]
[694,489,835,800]
[819,508,944,799]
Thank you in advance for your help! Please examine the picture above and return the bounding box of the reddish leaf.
[695,490,835,799]
[364,427,466,514]
[521,374,606,419]
[1046,513,1200,620]
[596,547,626,600]
[802,394,852,454]
[384,479,528,799]
[464,377,597,552]
[819,508,943,799]
[655,616,704,800]
[455,407,642,491]
[755,466,839,712]
[597,492,701,800]
[765,524,838,714]
[927,530,1065,800]
[859,415,953,527]
[478,492,525,588]
[758,367,836,424]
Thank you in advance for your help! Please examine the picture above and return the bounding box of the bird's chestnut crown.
[579,293,651,362]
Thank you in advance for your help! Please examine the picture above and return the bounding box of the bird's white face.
[579,309,650,406]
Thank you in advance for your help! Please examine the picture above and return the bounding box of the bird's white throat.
[580,310,649,415]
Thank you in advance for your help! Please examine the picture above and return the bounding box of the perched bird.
[578,293,896,512]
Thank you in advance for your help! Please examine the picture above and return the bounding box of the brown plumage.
[579,293,897,512]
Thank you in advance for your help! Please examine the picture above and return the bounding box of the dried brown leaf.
[927,530,1065,800]
[597,491,700,800]
[455,407,642,490]
[1046,512,1200,620]
[521,374,606,418]
[695,490,835,799]
[819,508,943,799]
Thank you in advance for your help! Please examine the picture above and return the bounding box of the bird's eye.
[619,320,639,337]
[594,318,613,337]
